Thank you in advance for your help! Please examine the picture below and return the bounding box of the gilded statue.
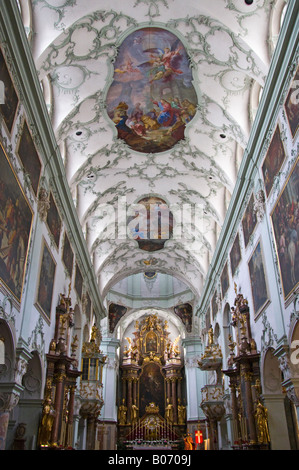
[184,432,195,450]
[90,323,98,342]
[118,398,127,425]
[255,400,270,445]
[38,397,55,447]
[131,400,139,425]
[208,326,214,346]
[177,398,186,425]
[165,398,173,423]
[124,337,133,357]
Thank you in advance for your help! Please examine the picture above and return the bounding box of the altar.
[117,314,186,446]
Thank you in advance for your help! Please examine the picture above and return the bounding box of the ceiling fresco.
[19,0,283,311]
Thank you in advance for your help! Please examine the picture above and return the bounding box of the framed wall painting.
[211,291,218,321]
[242,194,257,248]
[46,192,61,249]
[221,262,229,298]
[262,125,286,198]
[271,157,299,299]
[230,232,242,277]
[74,263,83,300]
[248,240,269,317]
[84,291,91,320]
[0,47,19,135]
[17,120,42,196]
[109,303,127,333]
[174,303,192,332]
[205,307,211,330]
[36,238,56,320]
[284,65,299,139]
[62,231,74,278]
[0,142,33,302]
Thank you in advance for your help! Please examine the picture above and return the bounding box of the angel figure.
[170,335,180,358]
[138,41,183,84]
[124,337,133,358]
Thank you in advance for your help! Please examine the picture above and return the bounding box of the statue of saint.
[177,398,186,425]
[38,397,55,446]
[255,400,270,445]
[208,326,214,345]
[118,398,127,425]
[131,400,139,425]
[184,432,195,450]
[90,324,98,342]
[165,398,173,423]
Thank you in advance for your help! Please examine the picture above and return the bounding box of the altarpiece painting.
[74,263,83,300]
[46,192,61,249]
[230,232,242,277]
[262,125,286,198]
[221,262,229,298]
[0,143,33,301]
[242,194,257,248]
[17,120,42,197]
[271,158,299,298]
[62,231,73,278]
[248,240,269,317]
[36,238,56,320]
[284,65,299,138]
[0,47,19,134]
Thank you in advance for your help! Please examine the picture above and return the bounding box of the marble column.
[263,393,291,450]
[86,415,96,450]
[0,384,23,450]
[171,378,178,424]
[100,338,120,425]
[127,378,133,424]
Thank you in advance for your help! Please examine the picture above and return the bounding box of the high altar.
[117,314,186,448]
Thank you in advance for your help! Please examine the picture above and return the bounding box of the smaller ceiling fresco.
[127,196,173,252]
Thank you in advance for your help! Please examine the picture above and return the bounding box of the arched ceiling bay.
[21,0,280,304]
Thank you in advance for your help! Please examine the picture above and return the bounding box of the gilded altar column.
[51,367,66,445]
[122,376,127,405]
[229,381,241,443]
[177,377,182,403]
[127,377,133,424]
[171,378,178,424]
[241,366,257,444]
[66,384,76,447]
[166,378,171,402]
[133,377,138,407]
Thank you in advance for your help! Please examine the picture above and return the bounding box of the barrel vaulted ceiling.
[19,0,286,305]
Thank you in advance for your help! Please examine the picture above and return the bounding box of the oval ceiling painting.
[106,27,198,154]
[127,196,173,252]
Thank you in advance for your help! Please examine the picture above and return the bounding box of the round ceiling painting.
[106,27,198,153]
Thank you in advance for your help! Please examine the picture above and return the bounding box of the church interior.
[0,0,298,451]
